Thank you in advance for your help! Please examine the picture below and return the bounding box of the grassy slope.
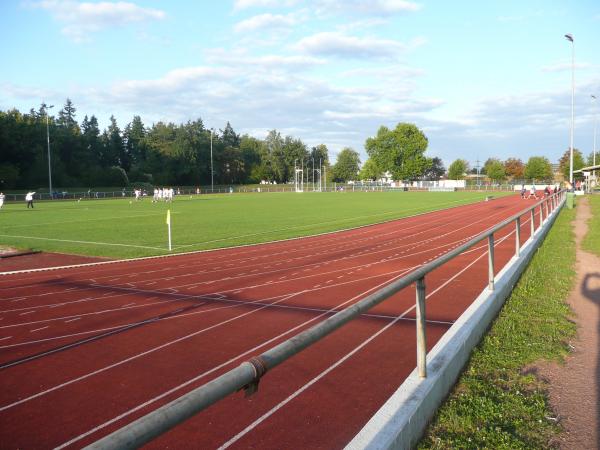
[0,191,512,259]
[581,194,600,256]
[418,206,577,449]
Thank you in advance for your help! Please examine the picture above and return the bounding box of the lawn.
[582,194,600,256]
[0,190,513,259]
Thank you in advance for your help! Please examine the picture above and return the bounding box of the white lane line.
[218,233,516,448]
[219,303,417,449]
[0,234,167,251]
[30,326,49,332]
[64,318,81,323]
[121,303,136,308]
[0,291,303,413]
[0,336,12,341]
[54,268,417,450]
[19,311,36,316]
[56,204,525,448]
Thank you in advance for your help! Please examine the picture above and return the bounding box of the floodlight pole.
[320,158,322,192]
[46,104,55,199]
[312,157,314,191]
[565,33,575,186]
[210,128,214,192]
[593,94,598,181]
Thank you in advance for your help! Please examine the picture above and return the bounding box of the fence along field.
[0,191,514,259]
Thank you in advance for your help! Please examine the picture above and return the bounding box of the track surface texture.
[0,195,541,449]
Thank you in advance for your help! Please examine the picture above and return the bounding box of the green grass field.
[0,191,514,259]
[582,194,600,256]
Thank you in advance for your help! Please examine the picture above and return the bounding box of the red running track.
[0,195,540,449]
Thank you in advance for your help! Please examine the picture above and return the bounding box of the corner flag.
[166,209,172,251]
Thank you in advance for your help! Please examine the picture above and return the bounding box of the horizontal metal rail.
[86,191,565,449]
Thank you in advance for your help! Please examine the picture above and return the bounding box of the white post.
[593,95,597,183]
[515,217,521,257]
[166,209,172,251]
[565,34,575,186]
[210,129,214,193]
[488,234,495,290]
[416,277,427,378]
[319,158,322,192]
[46,104,54,198]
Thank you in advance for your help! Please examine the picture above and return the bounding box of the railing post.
[515,217,521,257]
[545,200,549,222]
[416,277,427,378]
[531,208,535,236]
[539,204,543,228]
[488,234,495,290]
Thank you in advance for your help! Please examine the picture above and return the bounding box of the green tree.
[124,116,148,166]
[57,98,78,130]
[448,159,469,179]
[482,158,501,175]
[282,135,309,183]
[423,157,445,180]
[558,148,585,180]
[486,159,506,182]
[240,135,264,183]
[365,122,430,181]
[310,144,329,166]
[332,148,360,182]
[524,156,552,182]
[359,158,383,181]
[220,122,240,148]
[263,130,286,183]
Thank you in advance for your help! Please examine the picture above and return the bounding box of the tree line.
[2,99,586,191]
[0,100,446,191]
[447,149,593,184]
[0,99,335,191]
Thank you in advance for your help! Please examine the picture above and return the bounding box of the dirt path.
[541,196,600,449]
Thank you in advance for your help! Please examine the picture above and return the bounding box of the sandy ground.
[537,196,600,449]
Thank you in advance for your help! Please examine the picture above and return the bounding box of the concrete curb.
[347,201,564,450]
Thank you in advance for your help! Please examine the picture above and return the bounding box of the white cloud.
[296,32,419,59]
[234,12,300,33]
[233,0,299,12]
[111,66,233,97]
[205,48,325,69]
[497,15,526,22]
[29,0,165,42]
[316,0,421,16]
[541,61,592,72]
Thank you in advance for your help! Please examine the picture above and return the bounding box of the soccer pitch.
[0,191,514,259]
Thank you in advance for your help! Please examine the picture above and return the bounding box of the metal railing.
[86,191,566,449]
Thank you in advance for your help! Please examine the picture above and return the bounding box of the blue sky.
[1,1,599,168]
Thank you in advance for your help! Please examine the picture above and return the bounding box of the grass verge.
[581,194,600,256]
[418,206,577,449]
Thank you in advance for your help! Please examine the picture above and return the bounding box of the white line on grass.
[0,212,176,230]
[0,234,167,251]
